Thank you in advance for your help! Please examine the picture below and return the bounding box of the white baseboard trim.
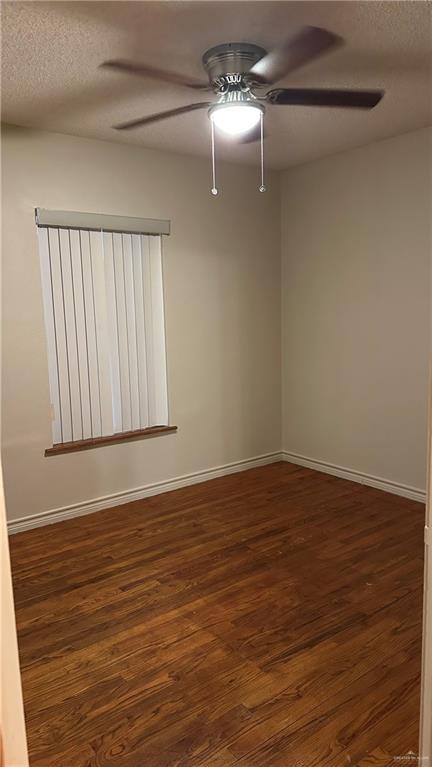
[7,451,284,535]
[282,450,426,504]
[8,449,424,534]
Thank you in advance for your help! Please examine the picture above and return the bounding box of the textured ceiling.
[1,1,431,169]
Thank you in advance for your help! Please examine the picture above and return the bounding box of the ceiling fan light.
[209,103,263,135]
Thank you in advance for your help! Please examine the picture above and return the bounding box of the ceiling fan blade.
[114,102,211,130]
[248,26,343,85]
[266,88,384,109]
[101,60,210,90]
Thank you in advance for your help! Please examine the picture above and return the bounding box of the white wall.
[1,125,281,523]
[281,128,431,491]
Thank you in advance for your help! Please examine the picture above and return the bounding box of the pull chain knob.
[259,111,266,193]
[210,121,218,196]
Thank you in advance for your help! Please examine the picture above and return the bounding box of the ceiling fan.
[101,26,384,193]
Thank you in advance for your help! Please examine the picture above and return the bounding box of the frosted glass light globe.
[210,104,262,135]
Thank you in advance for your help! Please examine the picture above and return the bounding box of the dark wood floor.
[10,462,424,767]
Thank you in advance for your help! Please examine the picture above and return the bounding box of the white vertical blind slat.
[142,235,169,426]
[38,228,62,444]
[141,235,155,423]
[48,228,73,442]
[123,234,141,431]
[103,233,122,433]
[59,228,83,441]
[80,230,102,438]
[112,232,132,432]
[132,235,149,429]
[150,236,169,425]
[69,229,92,440]
[89,231,114,437]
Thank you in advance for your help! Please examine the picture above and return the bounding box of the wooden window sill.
[45,425,178,456]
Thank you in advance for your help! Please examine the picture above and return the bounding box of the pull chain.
[210,121,218,196]
[259,111,266,193]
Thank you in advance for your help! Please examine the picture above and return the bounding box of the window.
[36,209,175,454]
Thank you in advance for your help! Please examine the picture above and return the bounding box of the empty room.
[1,2,431,766]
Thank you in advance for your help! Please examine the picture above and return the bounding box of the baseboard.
[8,449,425,534]
[282,450,426,504]
[7,451,284,534]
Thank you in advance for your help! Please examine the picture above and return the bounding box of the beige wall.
[1,469,28,766]
[281,127,431,491]
[1,125,281,522]
[420,374,432,762]
[2,124,430,524]
[1,146,28,762]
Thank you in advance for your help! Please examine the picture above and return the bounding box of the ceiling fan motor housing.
[202,42,267,92]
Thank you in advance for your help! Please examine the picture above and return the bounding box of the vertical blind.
[38,226,169,445]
